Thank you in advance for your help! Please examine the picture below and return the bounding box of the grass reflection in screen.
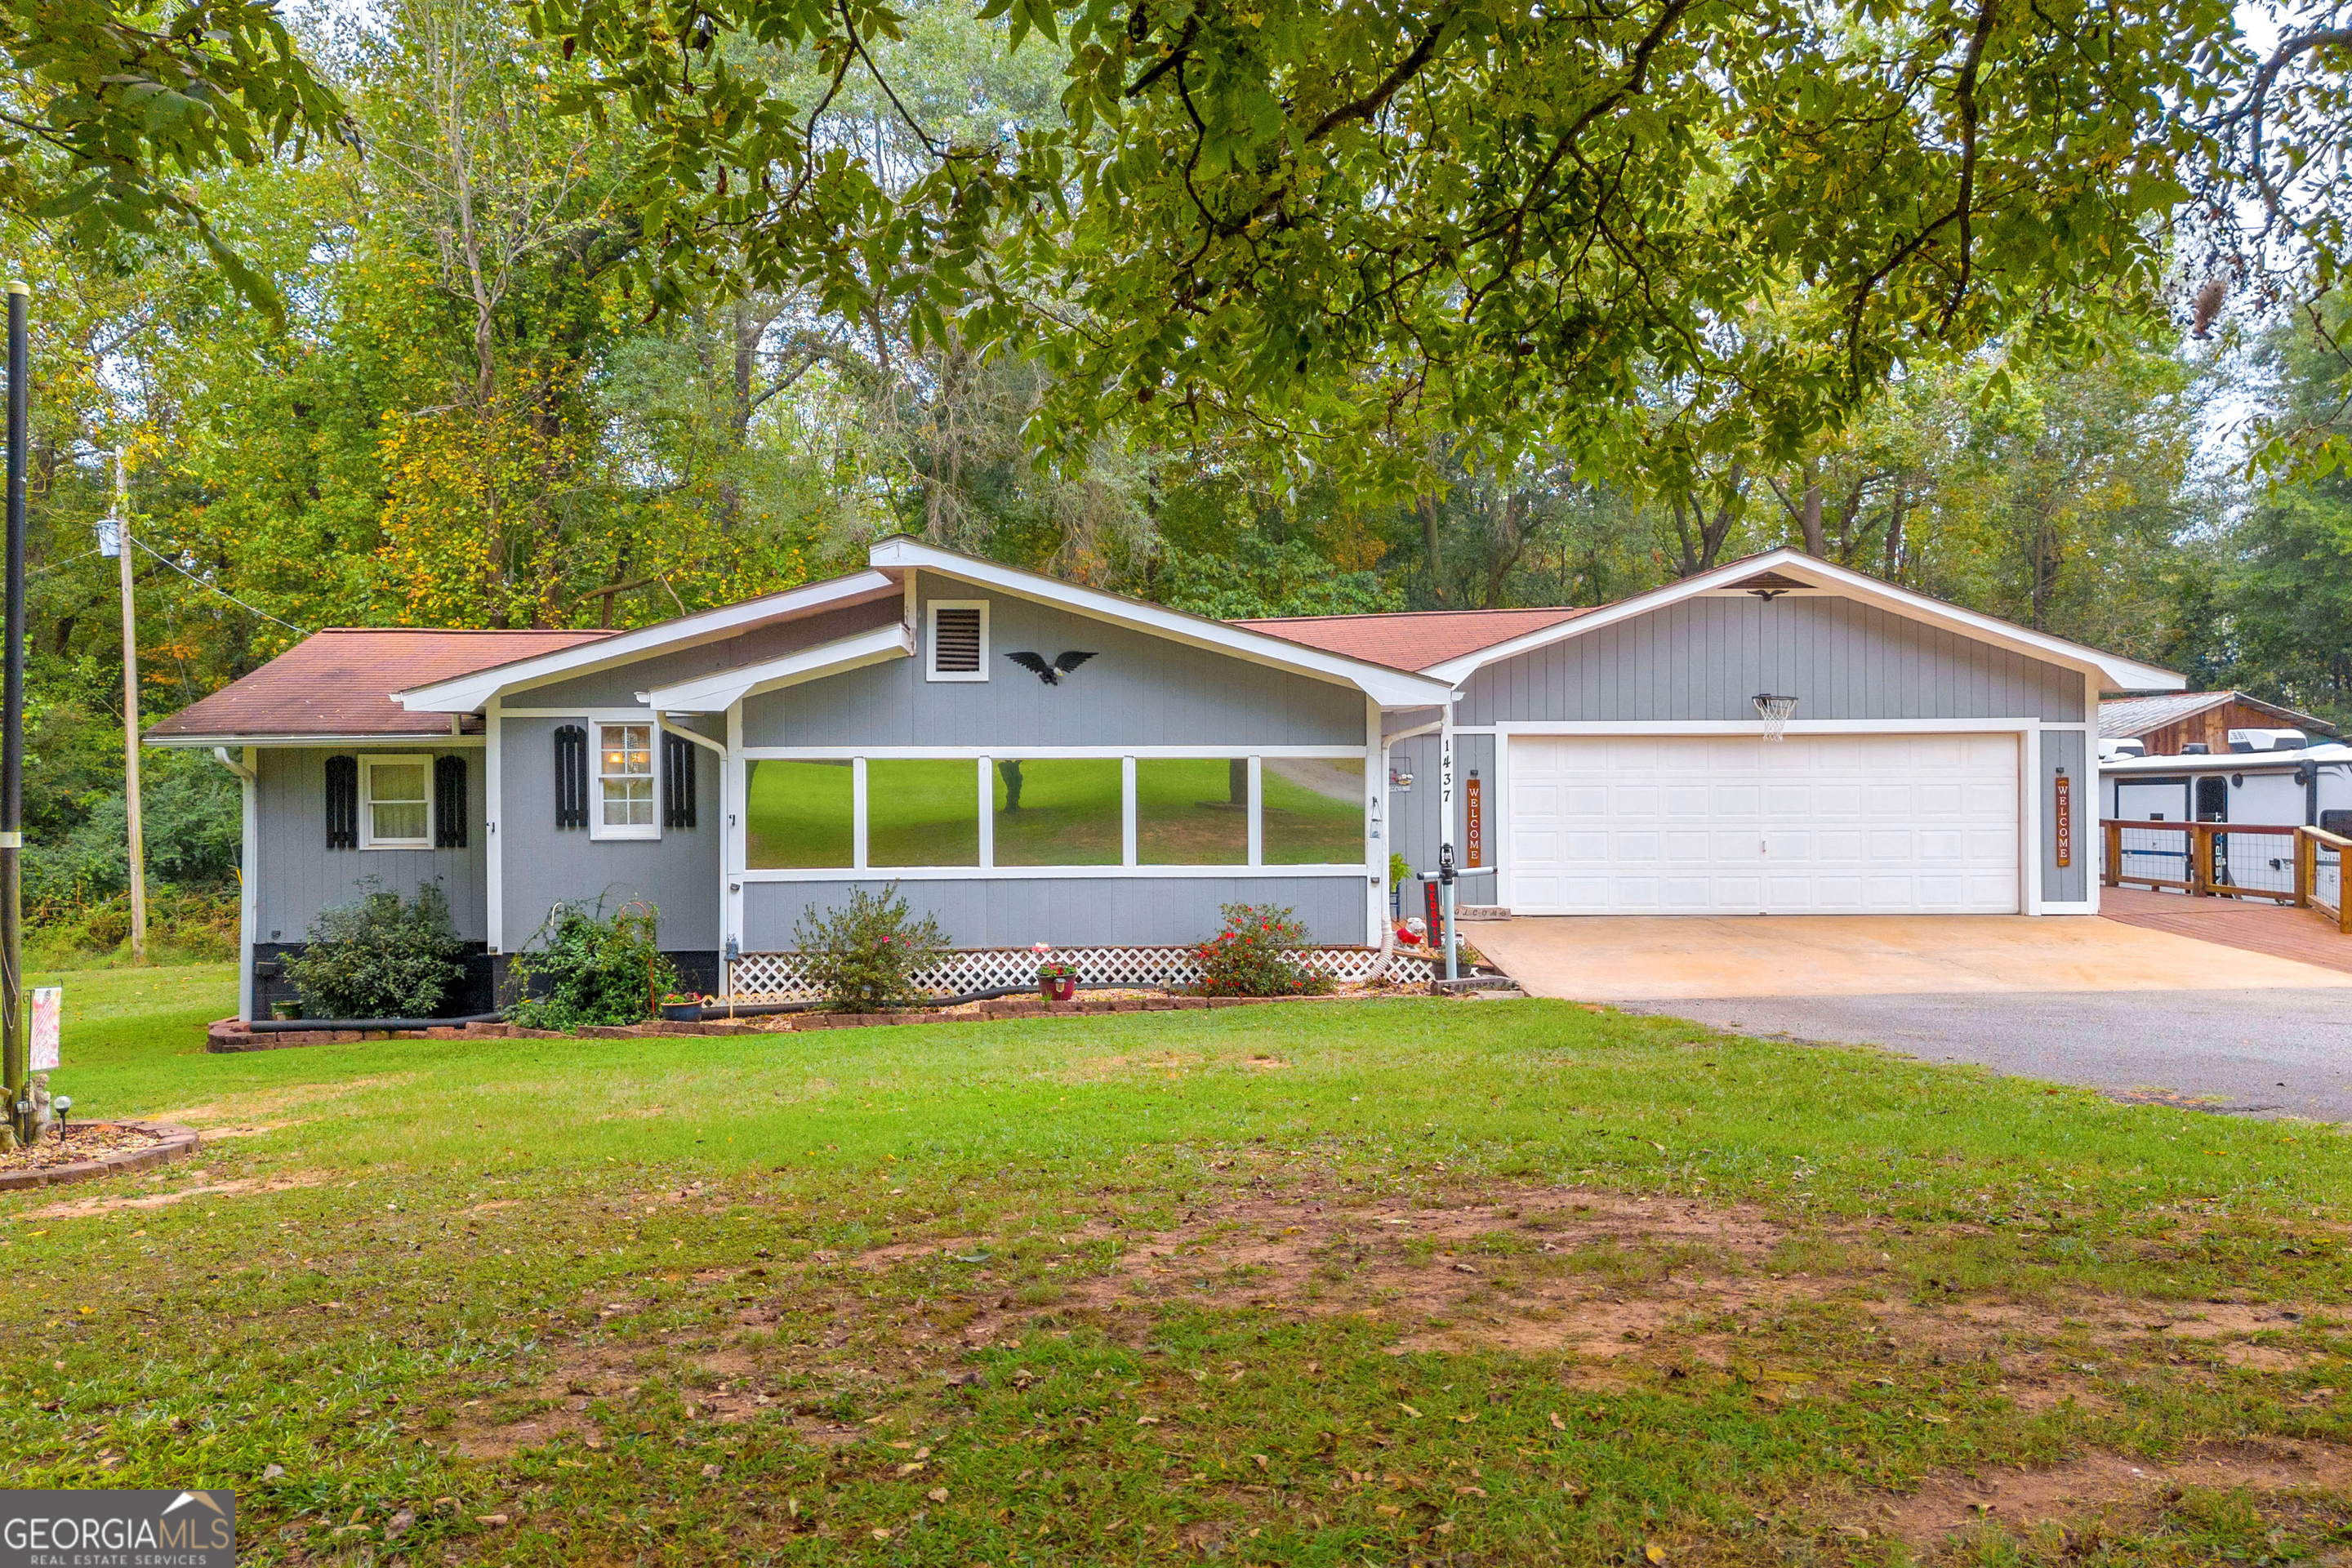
[1263,757,1365,864]
[746,760,854,868]
[992,759,1123,866]
[867,758,981,866]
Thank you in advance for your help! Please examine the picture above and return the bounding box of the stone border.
[203,987,1453,1051]
[0,1122,200,1192]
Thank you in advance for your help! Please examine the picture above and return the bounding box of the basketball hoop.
[1753,693,1798,742]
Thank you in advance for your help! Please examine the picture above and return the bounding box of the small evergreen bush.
[508,898,675,1031]
[1193,902,1333,997]
[794,884,949,1013]
[283,880,468,1019]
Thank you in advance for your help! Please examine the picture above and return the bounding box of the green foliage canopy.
[541,0,2243,488]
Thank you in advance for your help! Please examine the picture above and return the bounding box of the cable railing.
[2103,819,2351,933]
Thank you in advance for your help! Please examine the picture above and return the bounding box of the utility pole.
[114,449,145,960]
[2,280,27,1145]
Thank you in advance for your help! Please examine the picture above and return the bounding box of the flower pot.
[1042,977,1077,1003]
[660,1001,703,1022]
[270,1000,303,1022]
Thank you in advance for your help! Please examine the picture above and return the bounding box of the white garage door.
[1505,734,2020,915]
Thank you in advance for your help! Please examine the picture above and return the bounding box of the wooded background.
[6,0,2351,949]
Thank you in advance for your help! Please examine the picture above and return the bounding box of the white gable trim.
[867,538,1454,709]
[646,621,916,713]
[1422,547,2185,693]
[394,570,899,713]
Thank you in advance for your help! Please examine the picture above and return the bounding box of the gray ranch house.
[146,539,2181,1020]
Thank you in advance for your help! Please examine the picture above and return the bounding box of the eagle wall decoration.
[1006,650,1098,685]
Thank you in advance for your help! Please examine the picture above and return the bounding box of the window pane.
[867,759,980,867]
[746,760,853,868]
[1263,758,1365,864]
[371,762,425,804]
[1136,758,1248,865]
[992,759,1123,866]
[372,802,427,842]
[601,724,652,777]
[604,777,653,828]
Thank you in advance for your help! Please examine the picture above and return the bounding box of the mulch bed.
[206,978,1470,1053]
[0,1121,200,1192]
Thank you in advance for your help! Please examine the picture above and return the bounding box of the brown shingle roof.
[145,628,614,742]
[1231,606,1597,672]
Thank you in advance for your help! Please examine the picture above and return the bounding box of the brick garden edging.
[0,1122,200,1192]
[204,991,1370,1052]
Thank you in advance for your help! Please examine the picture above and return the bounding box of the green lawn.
[3,971,2349,1565]
[746,756,1367,871]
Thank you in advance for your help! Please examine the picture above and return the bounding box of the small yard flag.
[29,985,59,1070]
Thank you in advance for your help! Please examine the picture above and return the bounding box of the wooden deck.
[2099,886,2352,977]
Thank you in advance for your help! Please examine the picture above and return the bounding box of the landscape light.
[52,1094,69,1138]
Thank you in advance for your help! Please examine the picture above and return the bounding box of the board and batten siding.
[1458,595,2087,727]
[740,582,1365,749]
[741,876,1366,951]
[1386,731,1495,892]
[497,715,719,954]
[252,747,487,944]
[2042,727,2089,904]
[514,598,902,710]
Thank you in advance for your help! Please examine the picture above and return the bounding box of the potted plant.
[659,992,706,1022]
[269,998,303,1021]
[1032,942,1080,1003]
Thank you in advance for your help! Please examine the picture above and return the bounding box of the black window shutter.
[662,732,697,830]
[434,755,469,849]
[324,755,358,849]
[554,724,588,830]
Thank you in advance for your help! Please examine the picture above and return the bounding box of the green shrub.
[1192,902,1334,998]
[508,898,675,1031]
[283,880,468,1019]
[793,884,948,1013]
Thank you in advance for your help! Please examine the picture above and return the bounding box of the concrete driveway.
[1468,913,2352,1119]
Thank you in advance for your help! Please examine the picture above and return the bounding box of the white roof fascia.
[145,733,489,748]
[647,622,916,713]
[1423,547,2185,693]
[867,538,1454,709]
[394,570,898,712]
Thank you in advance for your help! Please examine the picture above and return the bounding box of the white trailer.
[2099,742,2352,902]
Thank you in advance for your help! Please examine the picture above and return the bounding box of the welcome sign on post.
[28,986,57,1071]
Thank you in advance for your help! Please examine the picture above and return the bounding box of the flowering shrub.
[1192,902,1334,998]
[1032,942,1080,983]
[793,884,949,1012]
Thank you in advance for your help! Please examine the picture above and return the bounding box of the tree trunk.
[1419,493,1445,603]
[1798,457,1826,557]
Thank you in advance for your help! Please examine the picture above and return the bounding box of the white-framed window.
[593,720,659,840]
[926,599,989,682]
[359,755,432,849]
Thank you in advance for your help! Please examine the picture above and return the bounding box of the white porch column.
[1440,702,1458,980]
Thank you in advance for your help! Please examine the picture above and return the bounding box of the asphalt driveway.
[1468,911,2352,1120]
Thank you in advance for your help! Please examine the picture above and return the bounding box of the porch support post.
[1440,701,1457,982]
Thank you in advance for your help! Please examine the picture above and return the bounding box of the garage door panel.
[1507,733,2019,915]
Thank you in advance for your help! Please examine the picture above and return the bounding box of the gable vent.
[932,608,982,673]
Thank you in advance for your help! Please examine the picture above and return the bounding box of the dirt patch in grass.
[20,1170,327,1219]
[1848,1438,2352,1551]
[147,1075,416,1126]
[463,1182,2338,1469]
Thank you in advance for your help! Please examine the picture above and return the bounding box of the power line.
[127,533,311,636]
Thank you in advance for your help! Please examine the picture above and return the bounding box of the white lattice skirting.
[725,945,1437,1001]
